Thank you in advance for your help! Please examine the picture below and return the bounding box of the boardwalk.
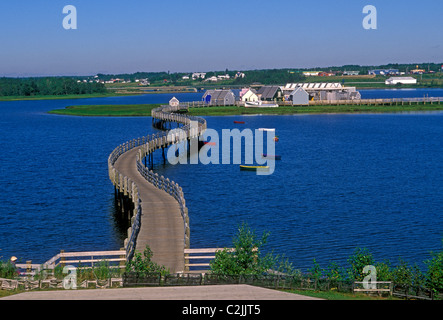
[108,104,206,274]
[113,147,184,273]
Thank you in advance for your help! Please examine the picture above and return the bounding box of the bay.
[0,89,442,271]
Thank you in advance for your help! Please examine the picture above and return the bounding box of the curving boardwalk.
[113,147,185,273]
[108,104,206,274]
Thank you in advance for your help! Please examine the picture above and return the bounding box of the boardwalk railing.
[173,97,442,108]
[108,103,207,261]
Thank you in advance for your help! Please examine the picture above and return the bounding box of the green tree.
[210,223,275,276]
[425,246,443,294]
[347,247,374,281]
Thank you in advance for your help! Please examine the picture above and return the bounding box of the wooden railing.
[308,97,442,106]
[12,250,126,277]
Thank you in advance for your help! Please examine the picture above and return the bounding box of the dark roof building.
[256,86,283,101]
[202,89,236,106]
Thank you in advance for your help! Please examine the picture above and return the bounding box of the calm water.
[0,89,442,271]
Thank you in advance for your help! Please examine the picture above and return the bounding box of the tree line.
[209,223,443,295]
[0,77,107,97]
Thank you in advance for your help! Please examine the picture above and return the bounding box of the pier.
[108,104,207,273]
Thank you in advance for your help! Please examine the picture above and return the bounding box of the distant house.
[385,77,417,85]
[290,87,309,105]
[239,88,259,102]
[343,71,360,76]
[202,89,236,106]
[256,86,283,101]
[217,74,230,80]
[192,72,206,80]
[303,71,322,76]
[169,97,180,107]
[318,72,335,77]
[204,76,218,82]
[368,69,400,76]
[235,72,246,79]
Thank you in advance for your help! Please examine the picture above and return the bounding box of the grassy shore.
[48,104,161,116]
[48,103,443,117]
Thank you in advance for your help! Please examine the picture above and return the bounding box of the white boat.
[258,128,275,132]
[245,101,279,108]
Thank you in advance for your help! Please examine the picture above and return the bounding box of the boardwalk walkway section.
[108,104,206,273]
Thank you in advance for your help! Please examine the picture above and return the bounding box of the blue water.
[0,89,442,271]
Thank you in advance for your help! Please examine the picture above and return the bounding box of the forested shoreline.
[0,77,106,97]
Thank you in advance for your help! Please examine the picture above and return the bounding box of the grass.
[48,104,161,117]
[48,103,443,117]
[285,289,399,300]
[187,104,443,116]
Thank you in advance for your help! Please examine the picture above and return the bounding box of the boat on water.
[261,154,281,160]
[240,165,270,171]
[233,121,245,124]
[258,128,275,132]
[245,101,279,108]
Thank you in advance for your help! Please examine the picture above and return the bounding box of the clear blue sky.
[0,0,442,76]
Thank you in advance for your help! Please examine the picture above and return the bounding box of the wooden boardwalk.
[108,104,206,274]
[113,147,185,273]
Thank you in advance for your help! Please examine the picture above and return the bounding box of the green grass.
[47,103,443,117]
[48,104,160,116]
[285,289,399,300]
[187,104,443,116]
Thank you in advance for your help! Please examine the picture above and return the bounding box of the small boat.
[240,165,270,171]
[203,141,216,146]
[274,136,279,142]
[233,121,245,124]
[245,101,278,108]
[258,128,275,132]
[261,154,281,160]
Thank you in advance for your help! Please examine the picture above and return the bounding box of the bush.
[0,261,18,279]
[126,245,169,276]
[425,249,443,294]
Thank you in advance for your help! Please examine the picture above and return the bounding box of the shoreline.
[2,85,443,102]
[47,103,443,117]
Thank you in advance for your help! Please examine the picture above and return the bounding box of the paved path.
[1,284,321,300]
[114,147,185,273]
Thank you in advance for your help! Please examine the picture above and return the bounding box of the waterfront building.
[283,83,361,102]
[239,88,259,102]
[256,86,283,101]
[290,87,310,105]
[202,89,236,106]
[385,77,417,85]
[169,97,180,107]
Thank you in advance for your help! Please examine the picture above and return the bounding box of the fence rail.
[178,97,442,108]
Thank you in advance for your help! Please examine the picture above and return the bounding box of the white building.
[169,97,180,107]
[192,72,206,80]
[385,77,417,85]
[204,76,218,82]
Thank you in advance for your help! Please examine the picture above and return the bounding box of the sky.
[0,0,442,76]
